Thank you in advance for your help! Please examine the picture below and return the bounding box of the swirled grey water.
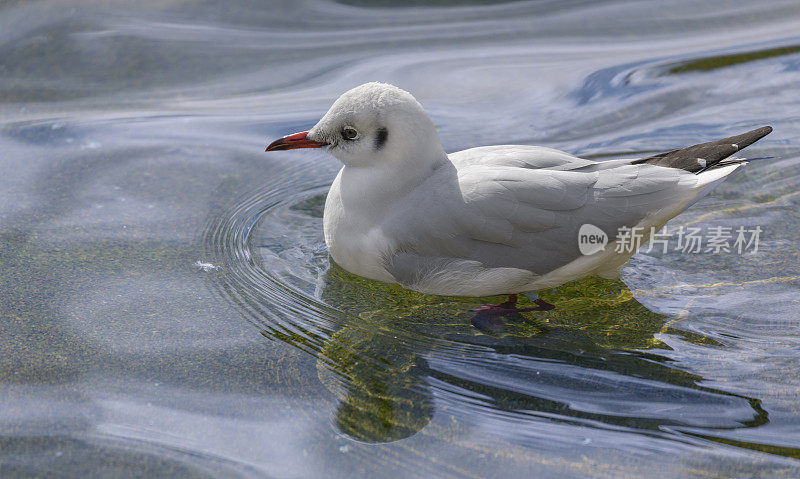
[2,0,800,477]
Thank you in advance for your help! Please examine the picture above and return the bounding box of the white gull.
[266,82,771,324]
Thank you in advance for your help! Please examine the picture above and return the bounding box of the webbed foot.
[470,294,555,330]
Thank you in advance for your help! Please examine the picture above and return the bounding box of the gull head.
[266,82,444,169]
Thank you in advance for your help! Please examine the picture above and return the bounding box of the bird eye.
[342,126,358,140]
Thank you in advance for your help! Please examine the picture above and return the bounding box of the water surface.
[2,0,800,477]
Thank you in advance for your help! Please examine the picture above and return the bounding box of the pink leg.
[470,294,555,330]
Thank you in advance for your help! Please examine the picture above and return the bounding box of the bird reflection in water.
[267,265,768,443]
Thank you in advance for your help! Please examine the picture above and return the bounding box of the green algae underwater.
[291,267,767,444]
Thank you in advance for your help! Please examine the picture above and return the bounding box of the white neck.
[337,141,448,220]
[322,132,448,282]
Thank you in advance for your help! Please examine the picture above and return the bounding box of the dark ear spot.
[375,127,388,150]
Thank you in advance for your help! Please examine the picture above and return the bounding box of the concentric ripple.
[203,155,775,450]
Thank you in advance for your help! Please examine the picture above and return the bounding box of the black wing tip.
[633,125,774,173]
[728,125,773,150]
[749,125,773,138]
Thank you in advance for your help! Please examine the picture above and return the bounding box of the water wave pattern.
[5,0,800,475]
[195,0,800,465]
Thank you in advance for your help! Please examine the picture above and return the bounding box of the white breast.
[323,171,397,284]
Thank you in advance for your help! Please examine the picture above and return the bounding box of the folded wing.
[381,153,701,289]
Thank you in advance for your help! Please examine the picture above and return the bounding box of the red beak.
[265,131,328,152]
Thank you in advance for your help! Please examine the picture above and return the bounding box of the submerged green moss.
[668,44,800,74]
[303,264,762,443]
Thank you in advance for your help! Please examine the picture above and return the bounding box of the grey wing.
[380,160,700,286]
[449,145,596,170]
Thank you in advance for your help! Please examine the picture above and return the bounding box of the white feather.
[310,83,746,297]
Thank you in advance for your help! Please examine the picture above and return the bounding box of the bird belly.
[326,228,396,284]
[408,261,538,297]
